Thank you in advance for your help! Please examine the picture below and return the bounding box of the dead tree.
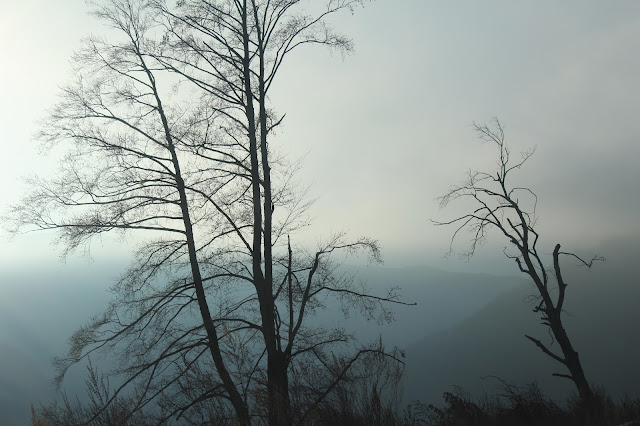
[435,118,602,402]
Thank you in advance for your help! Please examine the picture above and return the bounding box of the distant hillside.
[9,250,636,425]
[328,264,523,348]
[404,238,640,406]
[0,261,521,424]
[0,262,117,426]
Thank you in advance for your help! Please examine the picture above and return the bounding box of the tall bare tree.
[149,1,409,424]
[148,2,373,423]
[11,1,406,425]
[435,119,602,402]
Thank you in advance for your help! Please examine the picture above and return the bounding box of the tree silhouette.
[435,118,602,402]
[10,1,407,424]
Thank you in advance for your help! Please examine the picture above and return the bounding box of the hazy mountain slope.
[0,340,50,426]
[330,264,523,347]
[0,263,117,426]
[0,261,519,424]
[404,238,640,406]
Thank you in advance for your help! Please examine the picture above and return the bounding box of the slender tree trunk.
[267,351,292,426]
[146,60,251,424]
[523,247,592,403]
[239,2,291,424]
[549,314,593,401]
[253,4,292,423]
[549,244,593,401]
[182,208,252,426]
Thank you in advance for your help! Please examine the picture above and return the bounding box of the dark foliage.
[413,381,640,426]
[32,366,640,426]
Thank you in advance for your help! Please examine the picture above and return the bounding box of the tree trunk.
[550,318,593,401]
[267,351,292,426]
[149,57,252,426]
[525,247,593,403]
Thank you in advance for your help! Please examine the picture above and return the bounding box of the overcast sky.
[1,0,640,271]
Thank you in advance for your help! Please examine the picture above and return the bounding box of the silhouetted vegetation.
[436,119,603,402]
[30,347,406,425]
[31,370,640,425]
[406,381,640,426]
[10,0,409,425]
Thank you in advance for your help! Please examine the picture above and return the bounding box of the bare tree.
[147,1,409,424]
[11,1,408,425]
[435,118,602,402]
[11,1,253,422]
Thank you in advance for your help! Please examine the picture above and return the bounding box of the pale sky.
[1,0,640,271]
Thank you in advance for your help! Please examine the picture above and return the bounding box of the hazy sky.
[1,3,639,422]
[1,0,640,270]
